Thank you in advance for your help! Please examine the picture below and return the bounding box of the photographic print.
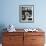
[19,5,34,23]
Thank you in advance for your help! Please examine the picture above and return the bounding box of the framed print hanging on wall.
[19,5,34,23]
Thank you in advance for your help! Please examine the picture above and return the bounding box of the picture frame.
[19,5,34,23]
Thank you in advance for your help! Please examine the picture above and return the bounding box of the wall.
[0,0,46,29]
[0,0,46,43]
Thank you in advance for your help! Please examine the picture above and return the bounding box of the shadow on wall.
[0,24,7,43]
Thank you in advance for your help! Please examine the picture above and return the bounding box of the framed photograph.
[19,5,34,23]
